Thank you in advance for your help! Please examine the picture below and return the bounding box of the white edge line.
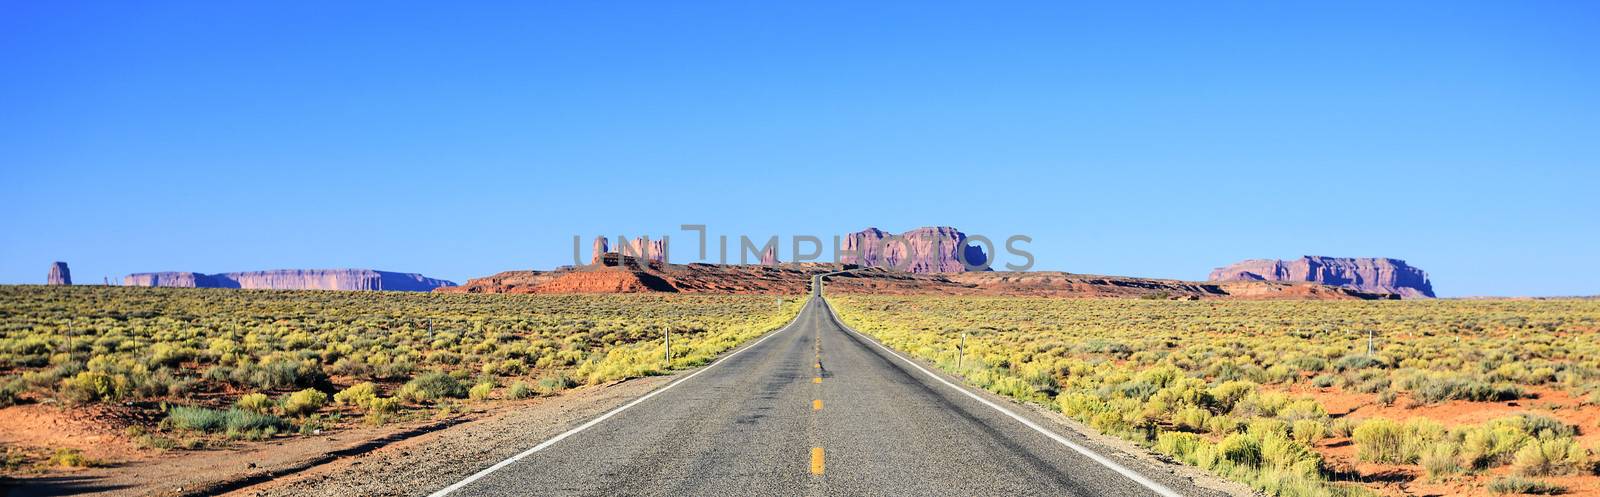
[819,298,1185,497]
[427,298,813,497]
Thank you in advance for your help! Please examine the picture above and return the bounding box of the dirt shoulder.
[0,375,673,497]
[223,374,672,497]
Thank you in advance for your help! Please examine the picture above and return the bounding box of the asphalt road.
[432,295,1224,496]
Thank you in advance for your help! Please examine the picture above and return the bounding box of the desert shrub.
[131,367,195,398]
[1353,376,1391,394]
[146,343,197,368]
[1411,375,1524,404]
[1518,414,1577,439]
[1511,437,1591,477]
[506,381,533,400]
[1260,431,1322,475]
[1255,470,1365,497]
[1265,365,1297,384]
[280,388,328,417]
[1208,380,1257,412]
[1174,405,1212,432]
[1,445,26,471]
[535,373,577,395]
[1355,418,1440,464]
[1347,418,1447,464]
[1091,410,1134,435]
[135,434,177,450]
[1461,420,1535,469]
[991,375,1041,400]
[1059,392,1105,419]
[1376,390,1398,407]
[168,406,230,432]
[1218,433,1262,467]
[59,371,128,403]
[1292,419,1326,445]
[1334,355,1383,371]
[399,372,466,402]
[1232,391,1291,418]
[1277,399,1328,423]
[1488,476,1565,495]
[1207,414,1242,435]
[0,380,21,407]
[1156,431,1205,462]
[218,358,327,391]
[1311,374,1337,388]
[167,406,286,439]
[1248,418,1291,438]
[235,392,273,414]
[1420,443,1462,480]
[297,414,328,435]
[469,382,495,401]
[1327,417,1356,438]
[1289,355,1329,373]
[334,382,380,408]
[365,396,401,424]
[49,448,99,468]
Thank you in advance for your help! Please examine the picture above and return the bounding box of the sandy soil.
[0,403,157,469]
[1274,385,1600,497]
[0,376,671,497]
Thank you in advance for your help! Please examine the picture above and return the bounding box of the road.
[431,292,1223,496]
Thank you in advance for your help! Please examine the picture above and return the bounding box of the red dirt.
[1272,385,1600,496]
[0,403,156,468]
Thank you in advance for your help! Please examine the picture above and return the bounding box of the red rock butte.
[1209,256,1434,298]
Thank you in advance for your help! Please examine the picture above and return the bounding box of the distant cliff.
[1209,256,1434,298]
[841,226,988,273]
[124,269,456,291]
[47,262,71,286]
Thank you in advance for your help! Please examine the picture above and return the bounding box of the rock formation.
[123,269,456,291]
[591,236,609,265]
[760,245,779,265]
[649,239,667,263]
[617,237,667,265]
[124,272,218,288]
[440,263,1392,300]
[47,262,71,286]
[840,228,892,268]
[1209,256,1434,298]
[840,226,988,273]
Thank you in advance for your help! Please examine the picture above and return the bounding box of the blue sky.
[2,2,1597,296]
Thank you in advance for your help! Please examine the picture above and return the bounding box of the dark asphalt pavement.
[436,295,1223,496]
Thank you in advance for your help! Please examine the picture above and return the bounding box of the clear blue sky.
[3,2,1597,297]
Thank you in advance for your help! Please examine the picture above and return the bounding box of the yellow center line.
[813,399,823,410]
[813,377,822,384]
[810,447,825,475]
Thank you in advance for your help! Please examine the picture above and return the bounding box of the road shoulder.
[223,375,676,497]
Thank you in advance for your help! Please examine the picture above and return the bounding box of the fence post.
[957,330,966,369]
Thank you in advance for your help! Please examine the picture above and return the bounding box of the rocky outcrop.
[441,263,1392,300]
[760,245,779,265]
[840,228,891,268]
[47,262,71,286]
[1209,256,1434,298]
[840,226,988,273]
[590,236,609,265]
[617,237,667,264]
[124,269,456,291]
[124,272,221,288]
